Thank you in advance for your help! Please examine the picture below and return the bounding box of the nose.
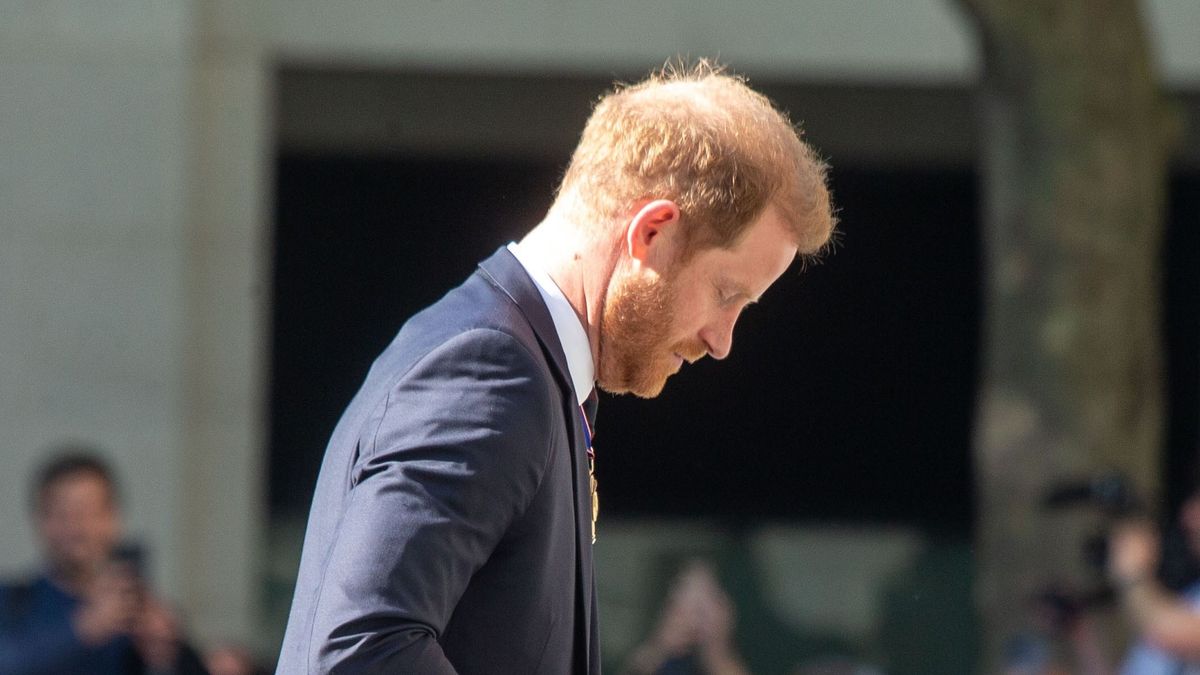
[700,312,738,361]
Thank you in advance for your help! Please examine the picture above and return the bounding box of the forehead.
[40,472,114,509]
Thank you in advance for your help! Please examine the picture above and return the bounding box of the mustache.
[674,341,708,363]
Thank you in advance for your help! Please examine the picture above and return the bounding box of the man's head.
[553,60,834,260]
[30,448,122,578]
[597,201,800,397]
[554,61,835,397]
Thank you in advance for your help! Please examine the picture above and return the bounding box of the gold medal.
[590,460,599,544]
[580,395,598,544]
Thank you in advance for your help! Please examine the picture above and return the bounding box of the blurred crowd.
[619,559,884,675]
[1005,485,1200,675]
[6,445,1200,674]
[627,487,1200,675]
[0,447,270,675]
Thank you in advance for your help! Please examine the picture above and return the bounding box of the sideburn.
[597,264,678,397]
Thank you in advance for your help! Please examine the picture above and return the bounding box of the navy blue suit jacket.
[278,248,601,674]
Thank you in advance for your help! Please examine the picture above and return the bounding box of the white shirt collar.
[507,243,595,404]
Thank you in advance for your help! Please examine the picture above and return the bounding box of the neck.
[517,213,620,373]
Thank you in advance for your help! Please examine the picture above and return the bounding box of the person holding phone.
[0,448,208,675]
[1109,485,1200,674]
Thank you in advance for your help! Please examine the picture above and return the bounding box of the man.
[278,61,835,674]
[1109,487,1200,674]
[0,449,207,674]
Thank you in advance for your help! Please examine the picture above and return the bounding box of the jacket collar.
[477,246,578,406]
[477,245,598,671]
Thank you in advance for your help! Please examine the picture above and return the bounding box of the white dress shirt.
[507,242,595,404]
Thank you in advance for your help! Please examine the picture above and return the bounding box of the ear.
[624,199,680,266]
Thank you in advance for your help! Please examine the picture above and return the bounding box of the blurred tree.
[956,0,1180,669]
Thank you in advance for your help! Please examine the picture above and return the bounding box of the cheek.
[678,298,733,338]
[39,519,67,543]
[668,284,710,327]
[88,511,119,541]
[1183,501,1200,531]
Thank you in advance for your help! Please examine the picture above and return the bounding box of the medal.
[579,403,598,544]
[590,460,599,544]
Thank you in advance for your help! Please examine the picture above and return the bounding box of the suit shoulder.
[372,271,550,383]
[389,327,557,432]
[358,326,561,488]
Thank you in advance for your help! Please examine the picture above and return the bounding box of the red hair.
[554,60,835,259]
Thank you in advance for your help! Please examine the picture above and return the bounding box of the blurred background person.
[790,658,885,675]
[622,560,752,675]
[203,642,270,675]
[999,588,1110,675]
[0,449,207,675]
[1109,486,1200,674]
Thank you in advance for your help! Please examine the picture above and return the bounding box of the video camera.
[1028,472,1147,616]
[1043,472,1144,519]
[1041,471,1146,571]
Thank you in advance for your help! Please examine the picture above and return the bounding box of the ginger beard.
[597,258,708,398]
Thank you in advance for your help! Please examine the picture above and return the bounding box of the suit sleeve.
[307,328,555,673]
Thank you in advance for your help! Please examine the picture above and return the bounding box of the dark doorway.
[268,156,986,533]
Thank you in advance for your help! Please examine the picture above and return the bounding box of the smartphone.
[111,541,146,580]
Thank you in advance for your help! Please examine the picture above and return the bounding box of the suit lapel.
[476,247,596,672]
[477,247,574,399]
